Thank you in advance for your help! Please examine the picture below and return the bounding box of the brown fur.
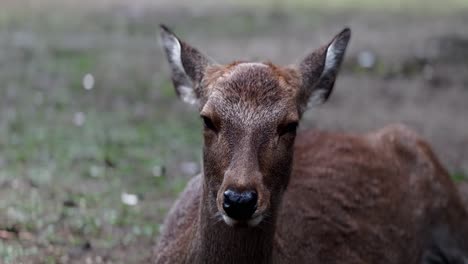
[275,125,468,263]
[154,123,468,263]
[154,26,468,263]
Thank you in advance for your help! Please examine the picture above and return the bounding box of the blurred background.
[0,0,467,263]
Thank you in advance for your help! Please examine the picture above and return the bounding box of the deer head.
[160,25,350,227]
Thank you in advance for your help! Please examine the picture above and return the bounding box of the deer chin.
[221,213,264,227]
[221,215,238,226]
[247,214,264,227]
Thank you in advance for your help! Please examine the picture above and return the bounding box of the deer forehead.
[202,62,299,125]
[205,62,299,92]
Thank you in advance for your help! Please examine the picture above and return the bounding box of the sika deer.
[153,25,468,264]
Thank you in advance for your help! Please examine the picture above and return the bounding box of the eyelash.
[201,116,217,132]
[201,116,297,136]
[278,122,298,136]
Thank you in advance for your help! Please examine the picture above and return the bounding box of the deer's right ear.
[296,28,351,111]
[159,25,213,106]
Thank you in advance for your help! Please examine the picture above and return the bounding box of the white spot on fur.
[222,214,263,227]
[178,85,198,105]
[248,215,263,227]
[308,89,329,107]
[237,62,268,68]
[222,215,238,226]
[222,62,268,80]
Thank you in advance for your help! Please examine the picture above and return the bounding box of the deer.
[153,25,468,264]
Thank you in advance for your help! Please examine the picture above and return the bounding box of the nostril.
[223,189,258,220]
[241,191,257,207]
[223,189,238,205]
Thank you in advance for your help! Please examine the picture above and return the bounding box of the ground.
[0,1,467,263]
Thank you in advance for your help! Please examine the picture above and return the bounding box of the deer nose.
[223,189,258,220]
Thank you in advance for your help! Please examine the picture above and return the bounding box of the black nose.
[223,189,258,220]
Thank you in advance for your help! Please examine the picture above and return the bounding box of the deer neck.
[189,180,276,264]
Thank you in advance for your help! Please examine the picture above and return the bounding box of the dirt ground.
[0,1,467,263]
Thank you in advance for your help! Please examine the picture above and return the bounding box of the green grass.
[452,172,467,182]
[0,76,201,259]
[0,2,467,262]
[0,7,204,261]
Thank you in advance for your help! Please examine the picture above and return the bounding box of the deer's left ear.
[297,28,351,110]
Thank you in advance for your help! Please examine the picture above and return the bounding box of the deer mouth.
[221,212,264,227]
[216,187,271,227]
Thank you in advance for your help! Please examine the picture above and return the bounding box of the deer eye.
[278,122,298,136]
[201,115,217,132]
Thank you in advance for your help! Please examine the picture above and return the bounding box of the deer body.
[154,126,468,263]
[275,127,468,263]
[154,25,468,263]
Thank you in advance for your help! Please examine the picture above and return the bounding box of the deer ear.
[159,25,213,105]
[297,28,351,109]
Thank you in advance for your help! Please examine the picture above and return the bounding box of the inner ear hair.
[299,27,351,108]
[159,25,214,106]
[159,25,198,105]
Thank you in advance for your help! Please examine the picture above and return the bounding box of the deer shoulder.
[274,124,468,263]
